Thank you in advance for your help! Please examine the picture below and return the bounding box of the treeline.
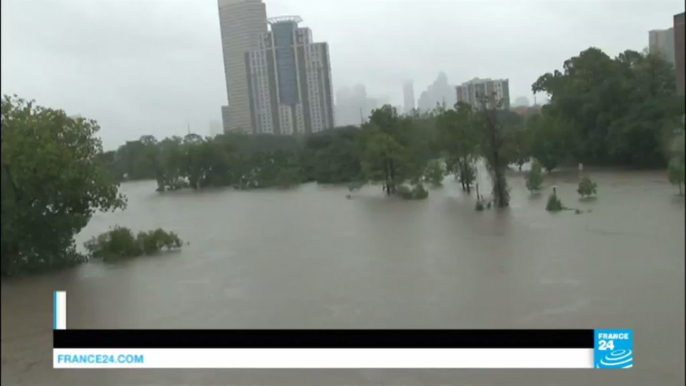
[2,46,684,277]
[106,48,684,195]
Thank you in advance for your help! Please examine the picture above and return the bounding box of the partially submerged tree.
[436,102,478,193]
[526,159,545,192]
[1,95,126,276]
[577,176,598,198]
[546,187,564,212]
[423,160,445,187]
[84,226,183,262]
[476,95,511,207]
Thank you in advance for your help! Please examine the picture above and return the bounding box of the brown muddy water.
[1,169,684,386]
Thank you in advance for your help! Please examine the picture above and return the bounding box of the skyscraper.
[456,78,510,109]
[218,0,268,134]
[403,81,415,114]
[649,28,675,65]
[246,16,334,134]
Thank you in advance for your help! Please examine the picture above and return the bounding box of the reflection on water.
[2,170,684,385]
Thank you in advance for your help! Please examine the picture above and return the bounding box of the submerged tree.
[476,95,511,207]
[526,159,545,192]
[1,95,126,276]
[423,160,445,187]
[436,102,479,193]
[577,176,598,198]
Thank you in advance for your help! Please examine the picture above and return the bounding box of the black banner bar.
[53,329,593,349]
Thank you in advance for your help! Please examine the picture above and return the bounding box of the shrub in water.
[423,160,445,187]
[526,159,544,192]
[546,193,564,212]
[396,185,413,199]
[85,226,182,262]
[577,176,598,198]
[411,183,429,200]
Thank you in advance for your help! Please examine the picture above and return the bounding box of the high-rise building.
[403,81,415,114]
[417,72,455,112]
[455,78,510,109]
[218,0,268,134]
[649,28,676,65]
[246,16,334,134]
[335,85,377,126]
[675,13,685,96]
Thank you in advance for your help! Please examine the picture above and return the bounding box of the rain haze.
[1,0,684,149]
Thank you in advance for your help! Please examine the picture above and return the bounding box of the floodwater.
[2,169,684,386]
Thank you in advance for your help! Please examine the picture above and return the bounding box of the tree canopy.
[1,95,126,277]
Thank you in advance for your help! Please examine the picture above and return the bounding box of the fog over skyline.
[2,0,683,149]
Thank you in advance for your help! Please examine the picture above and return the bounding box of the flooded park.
[1,169,684,386]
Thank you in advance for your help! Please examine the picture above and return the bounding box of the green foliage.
[395,183,429,200]
[411,183,429,199]
[577,176,598,198]
[436,102,478,192]
[509,125,532,170]
[526,159,545,192]
[1,95,126,277]
[276,167,301,189]
[528,113,572,172]
[667,158,685,195]
[423,160,445,187]
[477,98,512,207]
[84,226,182,262]
[396,185,413,199]
[546,193,564,212]
[532,48,684,167]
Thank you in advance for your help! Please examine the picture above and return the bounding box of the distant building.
[403,81,415,114]
[209,120,222,137]
[649,28,675,65]
[336,84,376,126]
[221,105,231,133]
[455,78,510,109]
[513,96,530,108]
[218,0,268,134]
[675,13,685,96]
[246,16,334,134]
[417,72,455,111]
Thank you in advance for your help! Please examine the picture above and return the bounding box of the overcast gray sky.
[2,0,684,149]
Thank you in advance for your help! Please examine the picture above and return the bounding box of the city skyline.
[247,16,334,134]
[217,0,268,134]
[2,0,684,148]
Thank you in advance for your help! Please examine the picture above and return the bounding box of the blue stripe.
[53,291,58,330]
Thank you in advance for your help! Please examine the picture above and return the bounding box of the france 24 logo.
[594,330,633,369]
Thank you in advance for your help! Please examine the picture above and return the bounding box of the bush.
[526,159,545,192]
[475,200,485,211]
[396,185,414,199]
[411,183,429,199]
[395,184,429,200]
[546,193,564,212]
[577,176,598,198]
[84,226,182,262]
[423,160,445,187]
